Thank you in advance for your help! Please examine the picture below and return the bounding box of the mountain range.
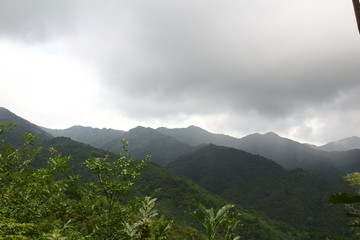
[1,107,313,239]
[44,119,360,180]
[0,106,358,239]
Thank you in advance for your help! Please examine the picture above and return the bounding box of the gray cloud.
[1,0,360,143]
[0,0,79,42]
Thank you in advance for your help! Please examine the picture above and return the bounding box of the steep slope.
[0,107,53,145]
[319,136,360,152]
[167,144,350,236]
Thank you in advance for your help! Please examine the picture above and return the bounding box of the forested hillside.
[167,144,350,236]
[46,123,360,180]
[46,125,194,166]
[158,126,360,180]
[0,108,356,239]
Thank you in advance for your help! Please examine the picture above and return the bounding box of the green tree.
[83,140,148,238]
[0,121,244,240]
[0,122,148,239]
[0,122,79,239]
[124,197,173,240]
[191,204,241,240]
[329,172,360,238]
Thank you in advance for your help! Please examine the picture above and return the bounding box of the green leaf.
[329,192,360,204]
[346,212,360,218]
[215,204,234,219]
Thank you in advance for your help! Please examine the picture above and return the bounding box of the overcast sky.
[0,0,359,145]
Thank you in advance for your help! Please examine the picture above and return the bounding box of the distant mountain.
[167,144,350,235]
[0,108,313,240]
[44,125,194,166]
[157,126,349,179]
[119,126,194,166]
[44,125,126,152]
[318,136,360,152]
[0,107,53,145]
[234,132,346,179]
[327,149,360,174]
[157,125,240,148]
[43,123,360,180]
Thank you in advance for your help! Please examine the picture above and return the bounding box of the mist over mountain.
[118,126,194,166]
[44,122,360,180]
[2,105,360,181]
[44,125,194,166]
[317,136,360,152]
[234,132,344,178]
[45,125,126,152]
[157,126,360,179]
[157,125,240,148]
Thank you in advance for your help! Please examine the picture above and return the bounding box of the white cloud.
[0,40,103,128]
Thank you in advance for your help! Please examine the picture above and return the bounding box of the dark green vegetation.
[329,172,360,239]
[50,124,360,180]
[0,107,358,239]
[0,107,52,146]
[167,144,350,236]
[157,126,360,180]
[1,122,230,239]
[47,125,193,167]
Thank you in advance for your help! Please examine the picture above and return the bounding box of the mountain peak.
[263,132,280,137]
[186,125,208,132]
[127,126,157,135]
[243,132,282,140]
[187,125,201,129]
[130,126,154,132]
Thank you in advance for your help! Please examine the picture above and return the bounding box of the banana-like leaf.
[346,212,360,218]
[329,192,360,204]
[216,204,234,219]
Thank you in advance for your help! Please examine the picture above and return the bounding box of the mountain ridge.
[317,136,360,152]
[157,126,360,179]
[44,124,194,166]
[1,107,324,239]
[0,107,53,144]
[2,107,360,179]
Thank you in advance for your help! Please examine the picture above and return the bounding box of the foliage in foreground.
[0,122,241,240]
[329,172,360,238]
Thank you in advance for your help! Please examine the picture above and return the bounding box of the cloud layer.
[1,0,360,144]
